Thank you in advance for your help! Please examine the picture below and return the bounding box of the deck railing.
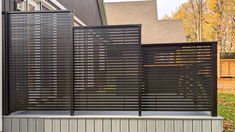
[4,11,217,116]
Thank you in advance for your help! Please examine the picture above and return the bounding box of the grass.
[218,92,235,131]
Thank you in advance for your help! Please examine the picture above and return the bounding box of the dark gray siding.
[2,0,15,11]
[57,0,102,26]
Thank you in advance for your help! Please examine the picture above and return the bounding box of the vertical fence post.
[211,42,217,116]
[3,12,10,115]
[0,1,3,131]
[138,25,142,116]
[70,13,74,116]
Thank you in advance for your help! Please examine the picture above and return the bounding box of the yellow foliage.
[206,0,218,11]
[167,0,235,52]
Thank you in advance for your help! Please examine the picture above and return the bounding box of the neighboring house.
[105,0,186,44]
[3,0,107,26]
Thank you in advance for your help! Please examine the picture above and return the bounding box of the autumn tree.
[167,0,235,52]
[206,0,235,52]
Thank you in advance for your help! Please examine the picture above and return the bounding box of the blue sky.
[104,0,188,19]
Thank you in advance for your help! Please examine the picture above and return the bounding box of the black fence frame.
[3,11,218,116]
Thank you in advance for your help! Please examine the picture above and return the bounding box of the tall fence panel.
[7,11,73,112]
[142,42,217,114]
[73,25,142,111]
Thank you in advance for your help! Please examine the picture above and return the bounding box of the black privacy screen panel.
[142,43,213,111]
[73,25,142,111]
[8,11,73,112]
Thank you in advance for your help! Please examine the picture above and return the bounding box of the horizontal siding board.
[103,119,111,132]
[156,120,164,132]
[112,119,120,132]
[95,119,103,132]
[147,120,155,132]
[174,120,183,132]
[212,120,223,132]
[69,119,77,132]
[86,119,95,132]
[20,118,27,132]
[202,120,211,132]
[36,119,44,132]
[77,119,86,132]
[4,118,12,132]
[165,120,174,132]
[138,119,147,132]
[129,119,137,132]
[3,117,223,132]
[12,118,19,132]
[121,119,128,132]
[53,119,61,132]
[28,118,36,132]
[184,120,193,132]
[45,119,52,132]
[193,120,202,132]
[60,119,69,132]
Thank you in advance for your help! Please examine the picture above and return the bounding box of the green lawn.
[218,92,235,131]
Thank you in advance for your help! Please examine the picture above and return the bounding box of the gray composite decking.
[3,111,223,132]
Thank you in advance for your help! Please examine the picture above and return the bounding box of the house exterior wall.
[57,0,104,26]
[105,0,187,44]
[3,116,223,132]
[2,0,15,11]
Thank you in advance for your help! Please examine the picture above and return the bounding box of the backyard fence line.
[4,11,217,116]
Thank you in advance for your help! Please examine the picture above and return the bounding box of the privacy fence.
[4,11,217,116]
